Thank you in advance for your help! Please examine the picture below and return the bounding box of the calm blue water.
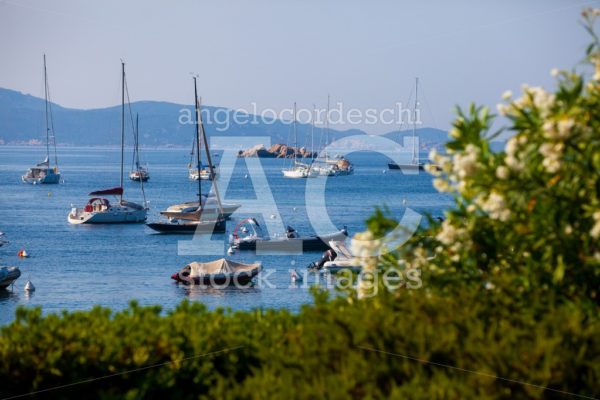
[0,146,452,325]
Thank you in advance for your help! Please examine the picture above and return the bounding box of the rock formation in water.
[238,144,316,158]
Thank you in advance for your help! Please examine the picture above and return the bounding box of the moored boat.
[171,258,261,285]
[129,114,150,182]
[0,266,21,289]
[308,240,362,273]
[229,218,348,252]
[22,55,61,185]
[68,62,148,225]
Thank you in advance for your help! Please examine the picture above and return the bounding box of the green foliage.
[1,9,600,400]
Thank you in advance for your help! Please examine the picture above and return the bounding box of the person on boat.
[308,248,337,270]
[286,226,299,239]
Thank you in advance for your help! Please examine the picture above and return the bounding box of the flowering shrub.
[373,10,600,304]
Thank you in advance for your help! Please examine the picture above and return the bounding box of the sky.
[1,0,598,134]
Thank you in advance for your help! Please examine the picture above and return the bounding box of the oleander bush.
[1,10,600,400]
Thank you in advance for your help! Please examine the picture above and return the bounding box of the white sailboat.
[129,114,150,182]
[188,131,216,180]
[282,103,317,178]
[388,77,425,171]
[312,95,353,176]
[22,55,61,185]
[68,62,148,224]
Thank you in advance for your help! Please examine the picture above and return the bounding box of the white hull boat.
[68,197,147,224]
[189,167,216,181]
[164,198,240,220]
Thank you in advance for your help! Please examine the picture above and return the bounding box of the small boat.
[229,218,348,252]
[22,55,61,185]
[171,258,261,285]
[308,240,362,273]
[189,165,216,181]
[68,62,148,225]
[0,266,21,289]
[129,114,150,182]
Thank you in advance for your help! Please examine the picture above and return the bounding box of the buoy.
[24,280,35,292]
[293,207,298,211]
[48,192,52,197]
[402,199,407,205]
[383,169,387,174]
[227,246,235,255]
[244,174,249,179]
[18,249,29,258]
[270,214,276,219]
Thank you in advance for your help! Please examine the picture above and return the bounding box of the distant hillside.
[0,88,365,147]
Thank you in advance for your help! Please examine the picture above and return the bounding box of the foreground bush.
[2,9,600,400]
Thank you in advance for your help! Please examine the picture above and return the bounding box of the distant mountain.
[0,88,366,147]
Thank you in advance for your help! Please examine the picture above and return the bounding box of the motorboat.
[0,266,21,289]
[68,62,148,224]
[229,218,348,252]
[22,55,61,185]
[171,258,261,285]
[308,240,362,273]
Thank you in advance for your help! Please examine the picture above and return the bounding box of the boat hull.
[22,170,61,184]
[0,267,21,289]
[388,162,425,171]
[164,202,240,220]
[147,218,226,234]
[68,205,147,224]
[233,230,348,252]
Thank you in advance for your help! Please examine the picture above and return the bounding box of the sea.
[0,146,452,325]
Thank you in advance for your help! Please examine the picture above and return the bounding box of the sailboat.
[388,77,425,171]
[146,77,227,234]
[282,103,317,178]
[68,62,148,224]
[129,114,150,182]
[22,55,61,185]
[312,95,353,176]
[188,130,216,181]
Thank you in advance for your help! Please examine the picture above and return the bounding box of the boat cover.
[188,258,259,277]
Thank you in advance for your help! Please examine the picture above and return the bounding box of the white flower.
[496,165,509,180]
[452,144,479,178]
[505,137,524,171]
[496,103,509,116]
[564,225,573,235]
[557,118,575,138]
[501,90,513,101]
[550,68,559,77]
[433,178,451,192]
[539,142,564,173]
[479,192,511,222]
[467,204,476,213]
[436,219,465,246]
[591,211,600,239]
[449,128,461,139]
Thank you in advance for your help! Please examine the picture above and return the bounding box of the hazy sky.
[1,0,598,134]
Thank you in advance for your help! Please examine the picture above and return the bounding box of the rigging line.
[356,346,598,400]
[46,73,59,169]
[1,346,244,400]
[418,81,439,132]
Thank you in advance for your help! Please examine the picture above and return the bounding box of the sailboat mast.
[120,62,125,202]
[193,77,202,207]
[412,77,418,163]
[197,96,224,215]
[43,54,50,163]
[325,94,330,161]
[135,113,140,169]
[293,102,297,164]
